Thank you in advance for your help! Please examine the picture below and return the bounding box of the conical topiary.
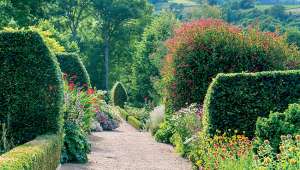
[111,82,128,108]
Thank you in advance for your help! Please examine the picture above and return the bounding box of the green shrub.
[127,116,141,130]
[203,70,300,137]
[0,134,62,170]
[254,134,300,169]
[255,104,300,152]
[0,31,64,147]
[170,104,202,156]
[154,121,174,143]
[163,19,300,113]
[111,82,128,108]
[61,121,91,163]
[57,52,90,88]
[124,106,150,128]
[118,107,129,120]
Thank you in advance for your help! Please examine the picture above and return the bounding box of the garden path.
[60,121,192,170]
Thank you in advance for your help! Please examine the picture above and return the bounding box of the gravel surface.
[60,121,192,170]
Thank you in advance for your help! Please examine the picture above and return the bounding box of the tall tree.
[92,0,151,90]
[54,0,93,43]
[9,0,55,26]
[131,12,178,105]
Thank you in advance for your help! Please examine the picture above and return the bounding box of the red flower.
[87,88,94,95]
[69,82,75,91]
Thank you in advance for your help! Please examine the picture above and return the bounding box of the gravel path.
[60,121,192,170]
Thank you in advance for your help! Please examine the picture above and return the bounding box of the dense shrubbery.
[162,19,300,113]
[131,12,178,105]
[0,134,62,170]
[169,104,202,156]
[62,80,121,163]
[111,82,128,108]
[255,104,300,152]
[203,70,300,137]
[0,31,64,150]
[61,121,91,163]
[254,134,300,170]
[61,80,94,163]
[155,104,202,147]
[57,53,91,88]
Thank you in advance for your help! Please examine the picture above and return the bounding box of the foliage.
[61,121,91,164]
[131,12,178,105]
[0,31,64,149]
[57,53,91,88]
[162,19,300,113]
[154,121,173,143]
[124,106,150,128]
[95,111,119,131]
[0,134,62,170]
[170,104,202,156]
[255,104,300,152]
[92,0,153,90]
[254,135,300,170]
[111,82,128,108]
[148,106,165,135]
[189,132,253,169]
[62,80,95,163]
[63,80,95,133]
[204,70,300,137]
[287,28,300,48]
[128,116,142,130]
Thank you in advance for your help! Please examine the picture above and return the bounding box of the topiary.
[0,31,64,147]
[56,52,90,88]
[162,19,300,113]
[111,82,128,108]
[255,103,300,152]
[203,70,300,137]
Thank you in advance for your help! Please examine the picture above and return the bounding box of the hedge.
[0,31,64,146]
[56,53,90,87]
[162,19,300,113]
[128,116,142,130]
[0,134,62,170]
[203,70,300,137]
[111,82,128,108]
[118,108,129,121]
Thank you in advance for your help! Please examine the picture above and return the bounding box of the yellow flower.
[289,159,297,165]
[288,147,296,152]
[263,157,272,165]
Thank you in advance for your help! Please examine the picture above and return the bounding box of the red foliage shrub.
[162,19,300,112]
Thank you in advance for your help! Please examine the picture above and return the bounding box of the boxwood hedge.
[203,70,300,137]
[0,31,64,147]
[56,53,90,87]
[128,116,142,130]
[0,134,62,170]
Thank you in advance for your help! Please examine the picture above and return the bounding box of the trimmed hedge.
[118,108,129,121]
[203,70,300,137]
[128,116,142,130]
[111,82,128,108]
[0,31,64,146]
[0,134,62,170]
[56,53,90,87]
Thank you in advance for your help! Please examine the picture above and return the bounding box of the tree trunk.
[104,31,109,90]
